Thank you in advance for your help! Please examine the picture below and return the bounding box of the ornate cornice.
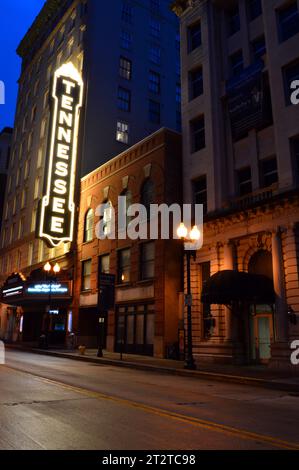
[17,0,69,59]
[170,0,197,16]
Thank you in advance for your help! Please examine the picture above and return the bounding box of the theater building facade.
[173,0,299,368]
[72,128,183,358]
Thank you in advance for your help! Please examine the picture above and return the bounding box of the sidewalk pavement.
[6,344,299,393]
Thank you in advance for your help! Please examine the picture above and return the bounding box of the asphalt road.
[0,350,299,450]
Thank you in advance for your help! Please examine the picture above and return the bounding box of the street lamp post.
[43,262,61,347]
[177,223,201,370]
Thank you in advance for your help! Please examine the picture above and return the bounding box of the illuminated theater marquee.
[39,62,83,247]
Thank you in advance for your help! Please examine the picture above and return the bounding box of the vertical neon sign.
[39,62,83,247]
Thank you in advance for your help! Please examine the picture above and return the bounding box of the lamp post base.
[184,357,196,370]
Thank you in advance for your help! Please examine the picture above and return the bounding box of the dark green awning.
[201,270,275,305]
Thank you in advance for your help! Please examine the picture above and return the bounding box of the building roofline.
[0,127,13,137]
[81,127,181,182]
[17,0,68,59]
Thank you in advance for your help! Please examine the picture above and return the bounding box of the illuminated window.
[99,254,110,274]
[116,121,129,144]
[37,148,43,168]
[31,210,37,233]
[28,242,33,266]
[118,248,131,283]
[40,118,47,139]
[82,259,92,291]
[21,189,27,209]
[84,208,94,242]
[38,240,44,263]
[34,177,40,200]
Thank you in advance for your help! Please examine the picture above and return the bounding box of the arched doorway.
[248,250,274,364]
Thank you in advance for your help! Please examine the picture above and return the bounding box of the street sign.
[185,294,193,307]
[98,273,115,312]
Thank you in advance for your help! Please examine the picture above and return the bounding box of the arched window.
[141,179,155,213]
[84,208,94,242]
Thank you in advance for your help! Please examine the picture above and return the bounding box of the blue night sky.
[0,0,46,130]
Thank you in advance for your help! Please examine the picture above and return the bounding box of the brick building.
[74,128,183,357]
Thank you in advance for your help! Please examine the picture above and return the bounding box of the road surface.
[0,350,298,450]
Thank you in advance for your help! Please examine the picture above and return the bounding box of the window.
[141,179,155,213]
[190,116,205,153]
[31,209,37,232]
[149,99,160,123]
[69,10,76,31]
[290,136,299,184]
[200,262,213,339]
[149,70,160,94]
[261,158,278,187]
[38,240,44,263]
[37,148,43,168]
[116,121,129,144]
[228,5,240,35]
[189,67,203,100]
[283,60,299,105]
[193,176,207,215]
[40,118,47,139]
[141,242,155,280]
[150,0,160,13]
[237,167,252,196]
[230,50,244,77]
[82,259,92,291]
[248,0,262,21]
[176,83,181,104]
[28,242,33,266]
[187,22,201,52]
[252,36,266,61]
[31,105,37,122]
[67,38,74,57]
[122,2,132,23]
[34,177,40,199]
[121,30,132,50]
[99,254,110,274]
[277,2,299,42]
[58,25,65,45]
[149,45,161,64]
[118,87,131,112]
[21,189,27,209]
[119,57,132,80]
[84,208,94,243]
[118,248,131,283]
[150,18,161,38]
[24,160,30,179]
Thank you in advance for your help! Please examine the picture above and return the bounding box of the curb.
[6,345,299,393]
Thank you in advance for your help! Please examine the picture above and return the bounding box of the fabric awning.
[201,270,275,305]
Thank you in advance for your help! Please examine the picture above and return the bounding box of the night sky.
[0,0,46,130]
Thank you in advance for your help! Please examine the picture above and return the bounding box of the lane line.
[3,364,299,450]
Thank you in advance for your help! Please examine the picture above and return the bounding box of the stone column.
[272,229,288,342]
[223,241,235,341]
